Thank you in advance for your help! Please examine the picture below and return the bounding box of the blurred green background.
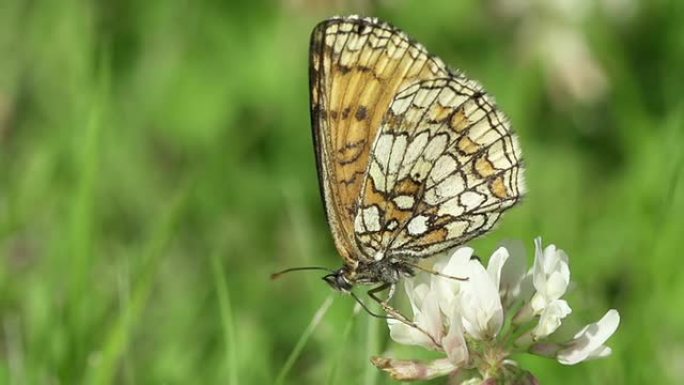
[1,0,683,384]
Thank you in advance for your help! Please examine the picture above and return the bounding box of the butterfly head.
[322,267,354,292]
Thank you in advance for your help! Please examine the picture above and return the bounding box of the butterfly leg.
[406,262,468,281]
[367,283,442,348]
[349,291,393,319]
[367,283,392,306]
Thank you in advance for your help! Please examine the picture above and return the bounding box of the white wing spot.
[346,34,364,51]
[374,134,394,169]
[388,135,408,177]
[390,96,412,115]
[398,131,429,179]
[368,161,386,192]
[437,197,465,217]
[362,205,381,232]
[446,220,469,238]
[425,172,465,205]
[467,214,486,232]
[387,41,404,59]
[460,191,486,211]
[413,88,439,108]
[393,195,415,210]
[334,36,347,52]
[422,134,448,162]
[437,88,456,107]
[428,155,458,185]
[407,215,430,235]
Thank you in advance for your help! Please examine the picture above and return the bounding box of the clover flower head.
[373,238,620,384]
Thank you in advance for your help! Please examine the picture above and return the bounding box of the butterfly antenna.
[270,266,332,280]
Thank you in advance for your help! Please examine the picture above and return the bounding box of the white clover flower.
[432,247,473,314]
[530,238,570,313]
[385,250,472,375]
[459,251,506,340]
[373,238,620,383]
[532,299,572,339]
[497,240,533,307]
[556,309,620,365]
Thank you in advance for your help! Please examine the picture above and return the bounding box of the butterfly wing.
[310,16,450,264]
[354,78,525,259]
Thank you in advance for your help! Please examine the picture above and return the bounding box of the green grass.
[1,0,683,384]
[210,245,239,385]
[275,295,334,385]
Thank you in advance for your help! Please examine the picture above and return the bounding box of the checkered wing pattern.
[354,78,525,260]
[310,15,525,267]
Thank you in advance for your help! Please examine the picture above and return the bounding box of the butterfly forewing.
[310,16,450,264]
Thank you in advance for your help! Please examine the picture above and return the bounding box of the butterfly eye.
[322,271,353,292]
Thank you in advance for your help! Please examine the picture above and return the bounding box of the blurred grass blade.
[363,302,381,385]
[325,304,361,385]
[65,44,108,366]
[275,295,334,385]
[83,186,190,385]
[210,250,238,385]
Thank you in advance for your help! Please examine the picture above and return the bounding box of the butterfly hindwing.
[310,16,450,264]
[354,78,525,259]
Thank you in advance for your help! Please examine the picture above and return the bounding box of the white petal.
[441,247,474,276]
[529,292,547,313]
[498,239,530,306]
[531,238,570,312]
[587,346,612,360]
[529,342,562,357]
[433,247,469,272]
[442,306,469,367]
[460,260,504,340]
[532,237,546,291]
[433,247,472,314]
[387,318,432,348]
[542,244,559,272]
[391,284,446,349]
[416,293,444,344]
[532,299,572,338]
[430,250,455,282]
[404,279,430,315]
[486,246,509,291]
[557,309,620,365]
[544,269,570,300]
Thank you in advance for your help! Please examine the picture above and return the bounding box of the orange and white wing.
[354,78,525,259]
[309,16,449,264]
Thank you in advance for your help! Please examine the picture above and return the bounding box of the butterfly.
[308,15,525,299]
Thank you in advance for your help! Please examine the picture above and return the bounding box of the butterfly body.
[323,258,416,293]
[310,16,525,292]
